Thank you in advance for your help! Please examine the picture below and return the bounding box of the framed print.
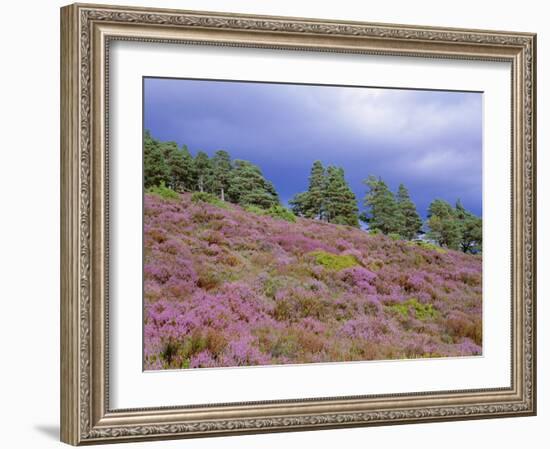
[60,3,537,445]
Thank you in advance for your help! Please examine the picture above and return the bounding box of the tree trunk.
[221,187,225,202]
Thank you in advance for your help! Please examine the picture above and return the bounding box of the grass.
[147,182,179,200]
[191,192,228,208]
[387,298,439,321]
[309,250,360,271]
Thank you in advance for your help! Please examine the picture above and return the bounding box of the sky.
[144,77,483,218]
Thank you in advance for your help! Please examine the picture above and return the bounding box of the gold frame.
[60,3,537,445]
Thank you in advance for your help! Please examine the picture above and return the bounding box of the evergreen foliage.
[361,176,404,235]
[426,199,463,251]
[324,166,359,227]
[426,199,481,253]
[290,162,358,227]
[288,192,309,217]
[396,183,423,240]
[143,132,280,210]
[211,150,232,201]
[227,160,279,209]
[160,141,193,192]
[193,151,212,193]
[143,131,170,188]
[303,161,326,219]
[454,199,483,253]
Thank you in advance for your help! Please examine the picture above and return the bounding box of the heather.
[144,192,482,370]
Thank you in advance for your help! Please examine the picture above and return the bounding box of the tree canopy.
[426,199,481,253]
[143,131,169,189]
[396,183,423,240]
[144,131,482,252]
[290,161,358,227]
[144,132,280,210]
[324,166,359,227]
[211,150,232,202]
[227,160,279,209]
[361,175,404,235]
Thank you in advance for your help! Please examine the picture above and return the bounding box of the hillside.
[144,193,482,370]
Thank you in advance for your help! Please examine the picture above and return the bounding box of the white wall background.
[0,0,545,448]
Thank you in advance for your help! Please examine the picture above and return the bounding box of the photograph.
[142,78,483,371]
[57,3,536,444]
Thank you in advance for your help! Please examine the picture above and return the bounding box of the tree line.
[289,164,423,239]
[290,161,482,253]
[427,199,482,253]
[144,132,482,253]
[144,131,279,209]
[289,161,359,227]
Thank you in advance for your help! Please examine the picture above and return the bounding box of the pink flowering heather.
[144,193,482,370]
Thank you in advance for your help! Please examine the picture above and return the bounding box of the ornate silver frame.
[60,3,536,445]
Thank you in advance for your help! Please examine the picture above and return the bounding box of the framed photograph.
[60,3,537,445]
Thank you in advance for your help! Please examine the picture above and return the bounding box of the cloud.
[144,78,482,217]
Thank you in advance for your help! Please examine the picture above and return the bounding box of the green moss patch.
[387,298,438,321]
[309,250,359,271]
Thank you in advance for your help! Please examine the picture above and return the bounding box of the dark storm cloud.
[144,77,482,217]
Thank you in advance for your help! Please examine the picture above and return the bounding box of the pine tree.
[426,199,462,250]
[211,150,232,201]
[289,191,309,217]
[455,199,467,220]
[143,130,169,188]
[324,166,359,227]
[455,199,482,253]
[304,161,326,219]
[227,160,279,209]
[290,163,358,226]
[159,141,193,192]
[289,161,326,219]
[396,183,423,240]
[362,176,403,235]
[193,151,211,193]
[179,144,195,191]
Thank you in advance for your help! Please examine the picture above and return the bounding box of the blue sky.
[144,77,482,218]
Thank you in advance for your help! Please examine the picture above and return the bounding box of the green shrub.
[388,233,402,241]
[266,205,296,222]
[407,240,447,254]
[244,204,297,222]
[369,228,382,236]
[387,298,438,321]
[244,204,265,215]
[191,192,227,208]
[309,250,359,271]
[147,182,179,200]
